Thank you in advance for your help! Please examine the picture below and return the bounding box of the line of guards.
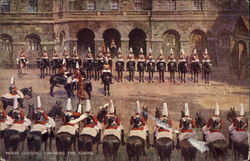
[17,46,211,83]
[0,76,247,156]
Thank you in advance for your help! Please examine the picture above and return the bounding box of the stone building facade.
[0,0,249,78]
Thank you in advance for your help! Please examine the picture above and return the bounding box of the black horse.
[86,58,93,80]
[101,71,112,96]
[157,61,166,83]
[191,62,201,83]
[50,73,92,98]
[37,58,50,79]
[71,58,82,71]
[178,61,188,83]
[127,60,135,82]
[202,62,212,84]
[137,61,146,82]
[51,58,62,74]
[168,61,177,83]
[115,60,124,82]
[93,59,101,81]
[147,61,155,83]
[1,87,32,110]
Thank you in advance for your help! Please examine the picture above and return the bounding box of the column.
[121,38,129,57]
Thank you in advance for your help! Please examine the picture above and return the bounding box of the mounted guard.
[137,50,146,83]
[95,47,104,80]
[115,48,125,82]
[72,46,82,72]
[156,49,166,83]
[167,49,177,83]
[190,49,201,83]
[86,47,94,80]
[178,49,188,83]
[127,47,135,60]
[146,48,155,83]
[202,48,212,84]
[103,100,125,145]
[51,47,61,74]
[126,49,136,82]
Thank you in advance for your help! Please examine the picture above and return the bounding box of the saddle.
[102,129,121,141]
[80,127,98,138]
[129,130,147,140]
[57,125,78,135]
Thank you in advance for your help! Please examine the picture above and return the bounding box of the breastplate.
[107,116,117,127]
[182,117,192,130]
[211,118,221,130]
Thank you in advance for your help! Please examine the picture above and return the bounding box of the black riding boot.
[121,130,125,146]
[153,132,156,147]
[98,130,102,144]
[146,131,150,148]
[176,137,180,149]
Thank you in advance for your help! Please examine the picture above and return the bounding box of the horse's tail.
[27,131,42,152]
[156,138,173,160]
[56,132,73,156]
[181,139,197,161]
[209,140,227,160]
[5,130,20,151]
[126,136,144,159]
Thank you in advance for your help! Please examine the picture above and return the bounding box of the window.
[26,35,40,51]
[1,0,10,12]
[194,0,204,10]
[167,0,176,10]
[29,0,38,12]
[110,0,119,10]
[219,34,230,49]
[87,1,95,10]
[0,38,11,51]
[134,0,143,10]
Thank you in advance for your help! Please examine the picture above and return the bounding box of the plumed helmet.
[162,103,168,117]
[184,103,189,116]
[239,104,244,116]
[85,99,91,112]
[66,98,72,111]
[136,100,141,114]
[109,100,115,114]
[37,96,42,108]
[214,103,220,116]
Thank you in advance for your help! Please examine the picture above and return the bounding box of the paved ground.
[0,68,249,161]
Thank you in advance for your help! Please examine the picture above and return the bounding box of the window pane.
[134,0,143,10]
[1,0,10,12]
[111,1,119,10]
[29,0,38,12]
[87,1,95,10]
[194,0,204,10]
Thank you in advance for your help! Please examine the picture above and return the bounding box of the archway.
[103,28,121,58]
[0,34,13,67]
[129,28,146,57]
[162,30,180,57]
[77,28,95,56]
[190,29,207,58]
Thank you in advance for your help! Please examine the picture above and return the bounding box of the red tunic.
[82,113,98,128]
[0,110,7,123]
[62,111,81,126]
[130,115,145,130]
[104,114,121,130]
[179,117,195,133]
[206,117,222,132]
[12,110,25,124]
[33,108,49,125]
[157,119,173,132]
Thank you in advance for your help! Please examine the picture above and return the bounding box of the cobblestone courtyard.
[0,68,249,161]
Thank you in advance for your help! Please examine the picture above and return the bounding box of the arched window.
[87,0,95,10]
[26,35,40,51]
[110,0,119,10]
[167,0,176,10]
[0,35,12,52]
[29,0,38,12]
[1,0,10,12]
[194,0,204,10]
[134,0,143,10]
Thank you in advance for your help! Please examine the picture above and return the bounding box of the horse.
[137,61,146,82]
[47,101,63,121]
[71,58,82,71]
[126,136,145,161]
[155,107,162,119]
[226,108,248,160]
[26,104,57,161]
[78,108,106,161]
[37,58,50,79]
[195,113,206,129]
[191,62,201,83]
[16,58,26,78]
[93,59,100,81]
[126,61,135,82]
[168,61,177,83]
[86,59,93,80]
[101,72,112,96]
[1,87,32,110]
[147,61,155,83]
[51,58,62,75]
[115,60,124,82]
[202,62,212,84]
[157,61,166,83]
[155,137,174,161]
[178,61,188,83]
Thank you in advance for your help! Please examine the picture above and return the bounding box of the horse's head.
[195,112,206,128]
[27,103,34,120]
[142,106,148,121]
[226,107,237,123]
[48,101,63,119]
[155,107,162,119]
[27,87,33,98]
[97,103,109,122]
